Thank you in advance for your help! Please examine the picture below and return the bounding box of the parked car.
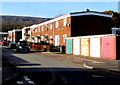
[16,40,30,53]
[8,42,16,49]
[1,41,8,46]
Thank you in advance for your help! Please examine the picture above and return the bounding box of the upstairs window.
[50,23,52,29]
[38,27,40,32]
[46,25,48,30]
[35,28,38,32]
[63,18,67,26]
[42,26,44,31]
[56,21,59,28]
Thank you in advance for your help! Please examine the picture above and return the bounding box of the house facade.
[22,26,34,43]
[0,32,8,41]
[31,14,71,46]
[8,29,22,43]
[24,11,112,46]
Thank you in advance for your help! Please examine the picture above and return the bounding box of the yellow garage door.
[81,38,90,56]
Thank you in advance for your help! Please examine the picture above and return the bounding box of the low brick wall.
[32,45,50,51]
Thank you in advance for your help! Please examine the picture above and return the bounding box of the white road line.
[23,76,31,81]
[28,80,35,84]
[23,76,36,85]
[91,75,105,77]
[16,81,24,84]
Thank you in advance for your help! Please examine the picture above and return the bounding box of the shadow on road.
[2,47,120,85]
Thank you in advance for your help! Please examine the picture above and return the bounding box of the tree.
[103,10,120,28]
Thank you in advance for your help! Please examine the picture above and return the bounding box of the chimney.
[86,9,90,12]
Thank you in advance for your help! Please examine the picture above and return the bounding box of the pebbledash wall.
[8,29,22,43]
[65,34,120,60]
[29,11,112,46]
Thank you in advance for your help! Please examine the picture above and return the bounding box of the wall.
[31,17,71,46]
[65,34,120,60]
[71,15,111,36]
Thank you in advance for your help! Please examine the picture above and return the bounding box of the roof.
[65,34,116,39]
[29,24,39,28]
[70,11,112,18]
[0,32,8,34]
[13,29,22,32]
[22,11,112,29]
[112,27,120,29]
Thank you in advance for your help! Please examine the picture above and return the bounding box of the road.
[2,46,120,85]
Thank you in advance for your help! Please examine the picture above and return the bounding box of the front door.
[55,35,60,46]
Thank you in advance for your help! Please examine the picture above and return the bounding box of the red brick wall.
[31,17,71,46]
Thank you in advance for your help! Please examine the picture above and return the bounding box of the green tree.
[103,10,120,28]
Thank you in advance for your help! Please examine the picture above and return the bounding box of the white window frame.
[50,36,53,43]
[41,36,44,41]
[38,27,40,32]
[63,18,67,26]
[42,26,44,31]
[56,21,59,28]
[50,23,52,29]
[63,34,67,42]
[45,25,48,30]
[50,36,53,39]
[35,28,38,32]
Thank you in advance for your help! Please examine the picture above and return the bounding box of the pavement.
[37,52,120,76]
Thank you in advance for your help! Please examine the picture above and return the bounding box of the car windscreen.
[20,42,28,46]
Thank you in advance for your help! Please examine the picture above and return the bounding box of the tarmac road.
[2,46,120,85]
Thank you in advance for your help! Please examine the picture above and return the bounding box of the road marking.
[83,63,94,69]
[16,81,24,84]
[28,80,35,84]
[23,76,36,85]
[23,76,31,81]
[91,75,105,77]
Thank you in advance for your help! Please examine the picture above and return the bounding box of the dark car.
[16,40,30,53]
[8,42,16,49]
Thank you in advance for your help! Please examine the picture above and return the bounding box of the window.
[41,36,44,41]
[56,21,59,28]
[35,28,37,32]
[42,26,44,31]
[63,34,67,42]
[33,29,35,33]
[50,36,53,43]
[46,25,48,31]
[50,36,52,39]
[38,27,40,32]
[63,18,67,26]
[50,23,52,29]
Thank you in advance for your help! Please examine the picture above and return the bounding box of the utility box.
[112,28,120,34]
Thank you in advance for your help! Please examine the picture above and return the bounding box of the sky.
[1,1,119,18]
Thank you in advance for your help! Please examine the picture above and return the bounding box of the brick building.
[26,11,112,46]
[22,25,38,43]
